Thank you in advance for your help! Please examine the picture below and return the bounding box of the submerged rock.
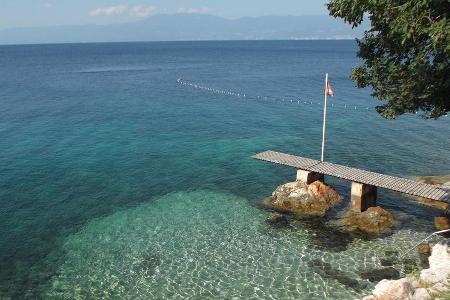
[418,175,450,211]
[307,259,367,292]
[380,258,395,267]
[299,218,358,252]
[340,206,394,234]
[265,212,289,227]
[264,180,342,217]
[418,175,450,186]
[360,267,400,282]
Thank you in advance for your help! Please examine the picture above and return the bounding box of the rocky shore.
[360,242,450,300]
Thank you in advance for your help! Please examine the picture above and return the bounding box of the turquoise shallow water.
[0,41,449,299]
[45,191,432,299]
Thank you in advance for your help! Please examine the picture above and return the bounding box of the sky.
[0,1,329,30]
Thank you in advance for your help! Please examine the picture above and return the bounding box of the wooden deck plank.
[428,188,445,200]
[253,150,450,203]
[412,183,430,196]
[252,151,320,170]
[412,183,430,197]
[400,180,420,195]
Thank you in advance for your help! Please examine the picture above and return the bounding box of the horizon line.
[0,38,357,47]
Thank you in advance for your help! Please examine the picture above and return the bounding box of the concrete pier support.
[351,182,377,212]
[296,170,324,184]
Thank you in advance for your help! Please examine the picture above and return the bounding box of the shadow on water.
[294,217,360,252]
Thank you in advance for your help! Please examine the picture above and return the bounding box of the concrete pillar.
[296,170,324,184]
[351,182,377,212]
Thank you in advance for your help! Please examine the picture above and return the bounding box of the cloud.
[89,5,129,17]
[89,4,158,18]
[176,7,211,14]
[129,5,157,17]
[88,4,211,19]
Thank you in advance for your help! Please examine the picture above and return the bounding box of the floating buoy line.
[177,78,373,112]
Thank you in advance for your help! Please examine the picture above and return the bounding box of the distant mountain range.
[0,14,367,45]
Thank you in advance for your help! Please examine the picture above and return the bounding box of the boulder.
[372,278,416,300]
[264,180,342,217]
[428,282,449,294]
[411,288,431,300]
[434,216,450,231]
[341,206,394,234]
[420,242,450,285]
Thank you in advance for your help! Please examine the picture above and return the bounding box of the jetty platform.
[253,150,450,212]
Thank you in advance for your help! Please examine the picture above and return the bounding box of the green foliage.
[327,0,450,119]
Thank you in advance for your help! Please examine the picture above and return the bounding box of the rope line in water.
[177,78,373,112]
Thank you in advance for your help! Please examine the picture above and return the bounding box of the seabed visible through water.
[45,190,430,299]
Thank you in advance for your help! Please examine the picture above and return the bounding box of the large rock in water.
[341,207,394,234]
[264,180,342,217]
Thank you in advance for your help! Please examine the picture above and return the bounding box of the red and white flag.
[325,82,334,97]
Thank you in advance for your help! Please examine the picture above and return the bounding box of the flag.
[325,82,334,97]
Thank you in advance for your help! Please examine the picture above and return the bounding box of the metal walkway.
[253,150,450,203]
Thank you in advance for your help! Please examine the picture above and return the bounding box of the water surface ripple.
[0,41,449,299]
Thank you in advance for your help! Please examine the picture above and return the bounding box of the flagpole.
[321,73,328,162]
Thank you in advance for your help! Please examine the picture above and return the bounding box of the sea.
[0,40,449,299]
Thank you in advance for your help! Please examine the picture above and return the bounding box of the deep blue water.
[0,41,449,299]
